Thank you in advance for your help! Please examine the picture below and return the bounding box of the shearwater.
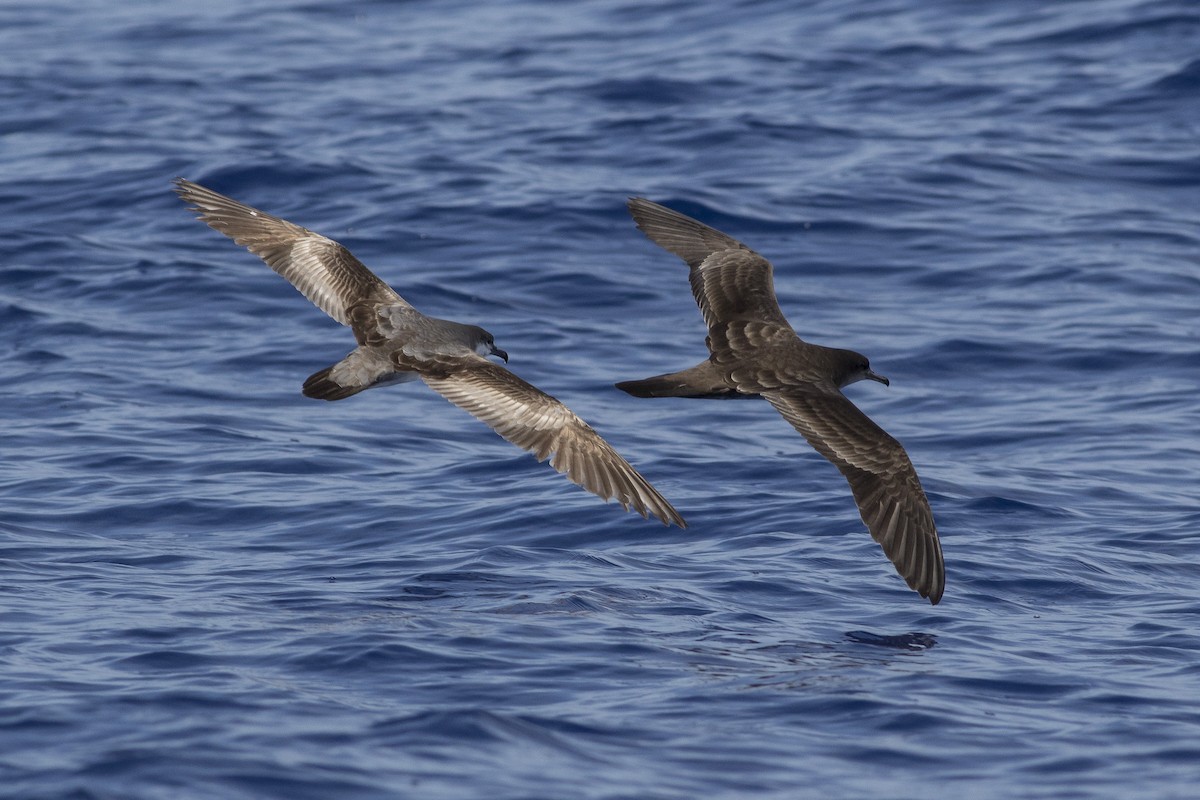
[616,198,942,602]
[173,179,684,528]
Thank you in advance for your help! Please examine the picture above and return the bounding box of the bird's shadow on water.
[844,630,938,651]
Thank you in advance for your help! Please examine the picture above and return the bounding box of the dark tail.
[615,361,745,399]
[302,366,369,401]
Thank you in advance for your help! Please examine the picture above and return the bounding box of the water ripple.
[2,0,1199,798]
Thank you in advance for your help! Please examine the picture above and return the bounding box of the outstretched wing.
[174,178,408,326]
[421,358,687,528]
[763,388,944,604]
[626,198,793,352]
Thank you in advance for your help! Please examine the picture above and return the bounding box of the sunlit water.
[2,1,1199,797]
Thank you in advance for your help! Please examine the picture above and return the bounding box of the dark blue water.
[3,0,1199,797]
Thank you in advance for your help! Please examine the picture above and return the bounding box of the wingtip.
[631,486,688,529]
[925,583,944,605]
[625,196,667,225]
[618,469,687,529]
[653,509,688,529]
[171,177,208,207]
[644,500,687,528]
[910,557,944,605]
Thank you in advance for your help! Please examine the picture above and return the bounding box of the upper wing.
[174,178,409,326]
[420,359,686,528]
[627,198,792,346]
[763,388,944,604]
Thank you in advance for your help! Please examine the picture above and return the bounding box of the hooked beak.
[866,369,889,386]
[490,345,509,363]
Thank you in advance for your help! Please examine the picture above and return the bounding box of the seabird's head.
[471,326,508,363]
[835,349,889,388]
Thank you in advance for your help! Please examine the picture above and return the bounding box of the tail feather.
[615,361,745,399]
[302,366,369,401]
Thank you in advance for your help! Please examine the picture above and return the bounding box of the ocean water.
[2,0,1199,797]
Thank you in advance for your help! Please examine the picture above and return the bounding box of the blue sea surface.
[3,0,1199,797]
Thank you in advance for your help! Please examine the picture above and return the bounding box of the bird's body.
[618,198,943,603]
[173,179,684,528]
[300,305,498,401]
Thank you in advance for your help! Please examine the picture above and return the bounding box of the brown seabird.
[616,198,943,602]
[173,179,685,528]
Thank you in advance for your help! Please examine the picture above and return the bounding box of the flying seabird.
[173,179,685,528]
[616,198,943,602]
